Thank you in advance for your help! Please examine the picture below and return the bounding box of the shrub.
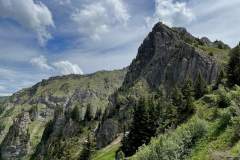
[217,93,231,108]
[209,52,214,56]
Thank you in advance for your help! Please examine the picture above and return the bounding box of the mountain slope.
[132,86,240,160]
[0,69,127,160]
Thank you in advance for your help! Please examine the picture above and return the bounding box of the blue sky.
[0,0,240,96]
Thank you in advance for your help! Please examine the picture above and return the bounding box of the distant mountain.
[0,69,126,160]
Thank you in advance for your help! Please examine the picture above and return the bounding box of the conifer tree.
[171,85,183,107]
[215,69,225,89]
[79,133,95,160]
[181,79,195,116]
[84,104,93,121]
[94,108,102,121]
[194,72,207,99]
[227,44,240,87]
[71,106,80,122]
[121,97,151,156]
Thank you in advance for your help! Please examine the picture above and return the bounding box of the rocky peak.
[201,37,212,46]
[123,22,219,91]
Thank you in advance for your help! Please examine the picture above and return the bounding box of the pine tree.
[84,104,93,121]
[147,96,159,136]
[215,69,225,89]
[194,72,207,99]
[171,85,183,107]
[121,97,151,156]
[79,133,95,160]
[71,106,80,122]
[94,108,102,121]
[227,44,240,87]
[181,79,195,116]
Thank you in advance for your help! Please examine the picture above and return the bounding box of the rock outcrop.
[0,112,31,160]
[123,22,219,90]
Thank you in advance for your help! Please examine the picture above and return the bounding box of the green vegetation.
[92,140,121,160]
[194,72,208,99]
[121,79,196,157]
[132,118,207,160]
[197,45,230,64]
[129,85,240,160]
[79,133,95,160]
[227,44,240,87]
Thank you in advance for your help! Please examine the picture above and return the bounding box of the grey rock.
[124,22,219,90]
[96,119,119,149]
[1,112,31,160]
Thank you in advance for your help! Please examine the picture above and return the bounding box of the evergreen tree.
[71,106,80,122]
[79,133,95,160]
[171,85,184,107]
[227,44,240,87]
[94,108,102,121]
[181,79,195,116]
[84,104,93,121]
[215,69,225,89]
[147,96,159,136]
[194,72,207,99]
[121,97,151,156]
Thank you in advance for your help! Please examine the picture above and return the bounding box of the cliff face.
[123,23,219,91]
[96,23,223,148]
[0,112,31,160]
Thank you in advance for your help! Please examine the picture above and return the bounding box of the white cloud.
[71,0,130,40]
[30,55,53,70]
[53,61,83,75]
[146,0,194,27]
[186,0,240,47]
[30,55,83,75]
[0,0,54,46]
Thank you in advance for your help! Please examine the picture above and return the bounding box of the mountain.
[0,69,126,160]
[96,22,229,149]
[0,22,234,160]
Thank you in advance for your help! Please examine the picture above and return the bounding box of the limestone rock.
[1,112,31,160]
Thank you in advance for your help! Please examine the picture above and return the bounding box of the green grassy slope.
[92,137,122,160]
[132,86,240,160]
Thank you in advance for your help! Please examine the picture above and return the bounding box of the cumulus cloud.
[30,55,83,75]
[0,0,54,46]
[30,55,53,70]
[53,61,83,75]
[71,0,130,40]
[146,0,194,27]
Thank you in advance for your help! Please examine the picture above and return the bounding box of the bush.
[217,93,231,108]
[229,117,240,146]
[132,118,207,160]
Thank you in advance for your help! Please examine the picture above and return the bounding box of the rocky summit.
[124,23,219,90]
